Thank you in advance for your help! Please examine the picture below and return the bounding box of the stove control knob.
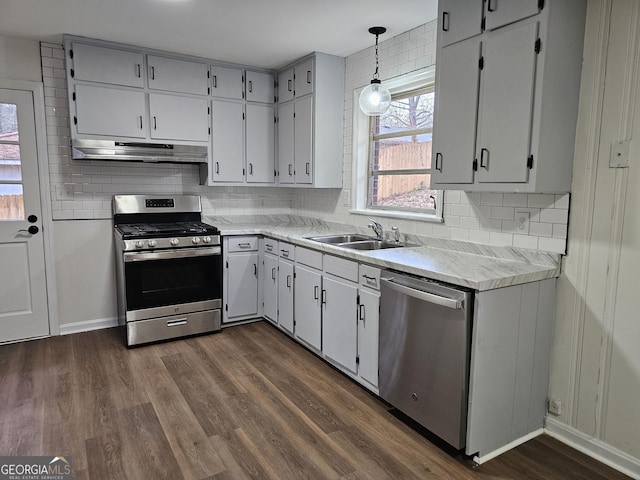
[148,239,157,248]
[192,237,201,244]
[170,238,179,246]
[203,236,211,244]
[135,240,144,249]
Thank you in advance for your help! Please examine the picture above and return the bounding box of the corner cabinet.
[276,53,345,188]
[432,0,587,193]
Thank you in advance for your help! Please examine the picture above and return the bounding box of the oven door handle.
[124,246,221,262]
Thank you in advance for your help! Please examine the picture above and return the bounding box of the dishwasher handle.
[381,277,463,310]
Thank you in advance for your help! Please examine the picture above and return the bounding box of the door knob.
[27,214,38,223]
[18,226,39,235]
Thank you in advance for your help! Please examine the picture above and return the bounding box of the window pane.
[0,184,24,220]
[0,103,19,138]
[369,174,438,210]
[0,144,22,182]
[378,91,434,132]
[373,136,432,171]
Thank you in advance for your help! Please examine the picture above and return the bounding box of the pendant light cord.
[373,33,380,80]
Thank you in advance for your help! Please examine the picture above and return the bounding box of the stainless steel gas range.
[113,194,222,347]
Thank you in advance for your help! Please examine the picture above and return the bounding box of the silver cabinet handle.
[288,164,293,176]
[265,244,273,252]
[271,267,276,280]
[359,304,365,321]
[213,75,217,88]
[381,278,462,310]
[321,289,327,305]
[248,163,253,175]
[442,11,450,32]
[238,242,252,248]
[306,70,312,84]
[287,79,292,92]
[314,285,319,300]
[435,152,443,172]
[167,319,187,327]
[281,249,289,258]
[215,162,220,174]
[248,80,253,92]
[305,162,310,175]
[286,275,292,288]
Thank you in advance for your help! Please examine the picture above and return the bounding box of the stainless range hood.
[71,139,208,164]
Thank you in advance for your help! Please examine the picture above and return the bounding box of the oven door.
[123,246,221,321]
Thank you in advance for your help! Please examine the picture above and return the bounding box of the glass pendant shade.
[359,79,391,116]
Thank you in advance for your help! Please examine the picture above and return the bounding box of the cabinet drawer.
[263,237,278,254]
[359,265,382,290]
[226,236,259,252]
[296,247,322,270]
[278,242,295,261]
[324,254,358,282]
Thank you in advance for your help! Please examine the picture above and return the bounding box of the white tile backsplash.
[41,23,570,254]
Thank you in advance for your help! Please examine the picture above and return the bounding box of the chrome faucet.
[368,219,384,240]
[391,226,400,243]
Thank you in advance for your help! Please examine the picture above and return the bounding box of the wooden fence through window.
[373,143,432,202]
[0,194,24,220]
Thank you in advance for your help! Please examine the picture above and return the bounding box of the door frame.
[0,78,58,337]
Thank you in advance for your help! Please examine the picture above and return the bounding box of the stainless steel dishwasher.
[379,271,473,450]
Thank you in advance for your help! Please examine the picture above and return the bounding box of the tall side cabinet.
[432,0,587,193]
[277,52,345,188]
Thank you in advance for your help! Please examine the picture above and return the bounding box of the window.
[368,87,438,212]
[0,102,24,220]
[352,67,443,222]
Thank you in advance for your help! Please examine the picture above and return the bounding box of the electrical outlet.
[259,196,267,207]
[516,211,530,234]
[548,398,562,415]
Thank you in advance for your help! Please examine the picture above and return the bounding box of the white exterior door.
[0,88,49,343]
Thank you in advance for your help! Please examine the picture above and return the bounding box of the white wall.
[547,0,640,475]
[0,35,41,82]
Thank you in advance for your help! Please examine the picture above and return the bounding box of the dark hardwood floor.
[0,321,631,479]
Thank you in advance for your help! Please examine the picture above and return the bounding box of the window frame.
[350,66,443,223]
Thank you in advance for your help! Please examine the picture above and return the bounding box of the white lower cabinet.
[322,274,358,374]
[262,251,278,323]
[294,263,322,351]
[278,259,294,334]
[357,274,380,390]
[223,236,260,323]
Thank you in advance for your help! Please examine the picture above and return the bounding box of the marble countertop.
[205,215,561,291]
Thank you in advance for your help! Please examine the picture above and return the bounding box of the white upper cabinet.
[278,68,294,103]
[476,21,538,184]
[70,43,144,88]
[211,99,245,183]
[246,103,275,183]
[246,71,275,103]
[276,52,344,188]
[439,0,484,47]
[149,93,209,142]
[147,55,209,96]
[210,65,244,100]
[294,57,314,97]
[485,0,541,31]
[74,84,146,138]
[432,0,587,193]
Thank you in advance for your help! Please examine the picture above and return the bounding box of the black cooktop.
[116,221,219,239]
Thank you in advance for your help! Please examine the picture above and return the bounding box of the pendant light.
[359,26,391,116]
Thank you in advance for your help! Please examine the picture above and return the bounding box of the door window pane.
[0,184,24,220]
[0,145,22,182]
[0,103,19,138]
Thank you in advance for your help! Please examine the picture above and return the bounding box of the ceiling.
[1,0,438,69]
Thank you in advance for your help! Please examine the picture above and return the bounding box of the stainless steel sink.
[306,234,413,250]
[307,234,371,244]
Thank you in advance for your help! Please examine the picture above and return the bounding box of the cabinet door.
[211,65,244,100]
[277,102,295,184]
[322,275,358,373]
[149,93,209,142]
[263,253,278,323]
[71,43,144,88]
[74,85,146,138]
[358,288,380,388]
[294,265,322,350]
[278,68,294,103]
[225,252,259,320]
[147,55,209,96]
[476,22,538,184]
[211,100,244,182]
[278,259,294,334]
[294,95,313,184]
[246,104,275,183]
[485,0,540,31]
[432,39,481,185]
[439,0,484,47]
[246,71,275,104]
[294,58,314,97]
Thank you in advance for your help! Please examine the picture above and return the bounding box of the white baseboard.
[473,429,544,465]
[545,417,640,479]
[59,317,119,335]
